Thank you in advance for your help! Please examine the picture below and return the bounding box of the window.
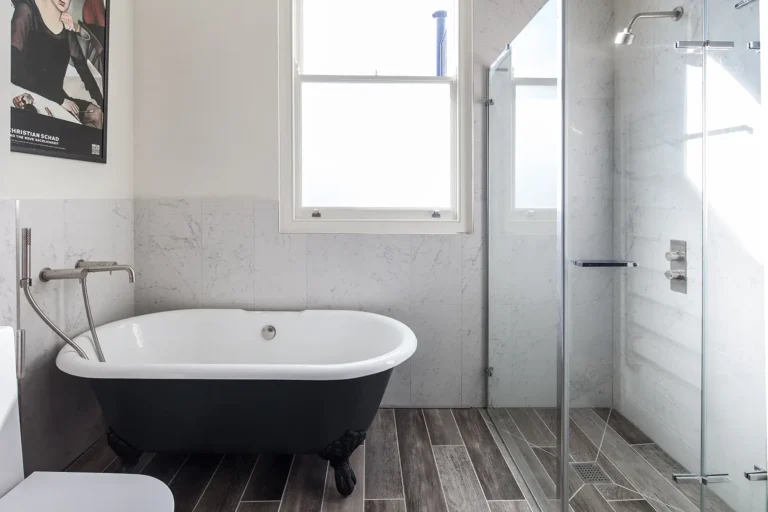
[501,0,559,233]
[279,0,473,234]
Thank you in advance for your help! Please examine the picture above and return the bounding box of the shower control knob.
[665,270,686,281]
[665,250,685,262]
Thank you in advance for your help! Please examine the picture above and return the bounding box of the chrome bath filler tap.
[20,228,136,362]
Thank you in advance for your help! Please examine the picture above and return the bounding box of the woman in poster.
[10,0,104,129]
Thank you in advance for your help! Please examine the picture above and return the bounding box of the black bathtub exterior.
[90,369,392,455]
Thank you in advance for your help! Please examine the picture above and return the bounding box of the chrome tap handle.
[665,250,686,262]
[76,260,119,268]
[665,270,686,281]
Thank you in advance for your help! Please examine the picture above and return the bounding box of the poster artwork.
[10,0,109,163]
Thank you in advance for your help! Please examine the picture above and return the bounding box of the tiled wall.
[134,198,485,407]
[0,201,16,329]
[16,199,134,473]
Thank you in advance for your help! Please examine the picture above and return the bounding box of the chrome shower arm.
[627,8,684,31]
[735,0,758,9]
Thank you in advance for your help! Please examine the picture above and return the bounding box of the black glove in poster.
[10,0,109,163]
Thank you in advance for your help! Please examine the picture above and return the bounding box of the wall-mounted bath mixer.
[19,228,136,363]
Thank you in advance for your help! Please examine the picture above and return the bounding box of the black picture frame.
[10,0,110,164]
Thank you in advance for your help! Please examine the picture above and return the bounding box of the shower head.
[615,6,684,46]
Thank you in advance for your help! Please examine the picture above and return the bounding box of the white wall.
[134,0,278,199]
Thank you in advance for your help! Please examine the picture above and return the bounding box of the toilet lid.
[0,472,174,512]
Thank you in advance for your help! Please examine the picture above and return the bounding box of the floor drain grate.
[571,462,611,484]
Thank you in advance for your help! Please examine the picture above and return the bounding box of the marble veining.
[0,200,16,329]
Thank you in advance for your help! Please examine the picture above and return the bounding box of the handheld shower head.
[615,6,684,46]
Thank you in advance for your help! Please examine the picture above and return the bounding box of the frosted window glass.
[301,0,456,76]
[514,85,558,210]
[301,82,452,208]
[509,0,557,78]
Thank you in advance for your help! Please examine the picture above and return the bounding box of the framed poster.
[10,0,109,163]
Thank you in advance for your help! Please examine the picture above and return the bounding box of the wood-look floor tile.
[280,455,328,512]
[593,483,643,501]
[487,501,531,512]
[322,444,364,511]
[433,446,489,512]
[452,409,524,501]
[424,409,464,446]
[572,410,696,512]
[490,409,555,499]
[608,500,657,512]
[533,409,559,439]
[507,409,557,447]
[394,409,448,512]
[195,454,257,512]
[66,435,116,472]
[596,453,638,492]
[570,484,614,512]
[594,409,652,445]
[241,454,294,501]
[104,452,155,474]
[366,410,404,500]
[140,452,190,484]
[568,420,598,462]
[169,453,223,512]
[237,503,281,512]
[364,500,406,512]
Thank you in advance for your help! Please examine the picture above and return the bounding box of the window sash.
[279,0,473,234]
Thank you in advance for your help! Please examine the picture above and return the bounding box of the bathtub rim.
[56,309,417,381]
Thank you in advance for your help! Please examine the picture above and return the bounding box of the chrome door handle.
[665,270,686,281]
[748,41,761,51]
[745,466,767,481]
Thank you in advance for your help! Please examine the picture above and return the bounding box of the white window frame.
[278,0,474,234]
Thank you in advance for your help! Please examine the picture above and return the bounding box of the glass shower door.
[702,0,766,509]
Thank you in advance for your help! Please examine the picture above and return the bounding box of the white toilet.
[0,327,173,511]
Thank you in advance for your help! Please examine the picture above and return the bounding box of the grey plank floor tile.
[574,411,697,512]
[593,483,644,501]
[237,503,281,512]
[594,409,652,445]
[596,453,638,492]
[533,409,559,439]
[366,409,405,500]
[280,455,328,512]
[568,419,599,462]
[424,409,464,446]
[487,501,531,512]
[453,409,524,501]
[169,453,223,512]
[66,435,116,472]
[195,454,257,512]
[104,451,155,474]
[394,409,448,512]
[569,409,606,447]
[433,446,490,512]
[322,444,365,512]
[570,484,614,512]
[364,500,406,512]
[241,454,294,501]
[490,409,555,499]
[140,452,190,485]
[531,448,583,497]
[609,500,657,512]
[507,409,557,447]
[632,444,734,512]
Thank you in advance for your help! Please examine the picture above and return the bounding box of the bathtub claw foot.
[319,429,366,498]
[107,429,143,467]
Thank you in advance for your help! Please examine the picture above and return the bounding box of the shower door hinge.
[485,367,494,377]
[485,99,494,107]
[673,473,731,485]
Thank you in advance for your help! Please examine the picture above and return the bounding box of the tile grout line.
[391,410,408,510]
[595,408,613,463]
[449,410,492,512]
[167,453,191,487]
[626,441,699,512]
[236,455,261,507]
[136,452,156,474]
[101,456,118,473]
[498,408,534,446]
[501,407,558,491]
[421,409,450,511]
[319,457,330,512]
[533,409,558,442]
[276,455,296,512]
[191,455,224,512]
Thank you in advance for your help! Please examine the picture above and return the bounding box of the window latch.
[311,209,322,218]
[431,210,442,219]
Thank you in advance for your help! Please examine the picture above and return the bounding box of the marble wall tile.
[202,198,256,309]
[410,235,462,306]
[17,199,134,474]
[0,201,16,329]
[410,304,462,406]
[461,304,487,407]
[306,234,410,309]
[135,199,202,314]
[253,200,306,310]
